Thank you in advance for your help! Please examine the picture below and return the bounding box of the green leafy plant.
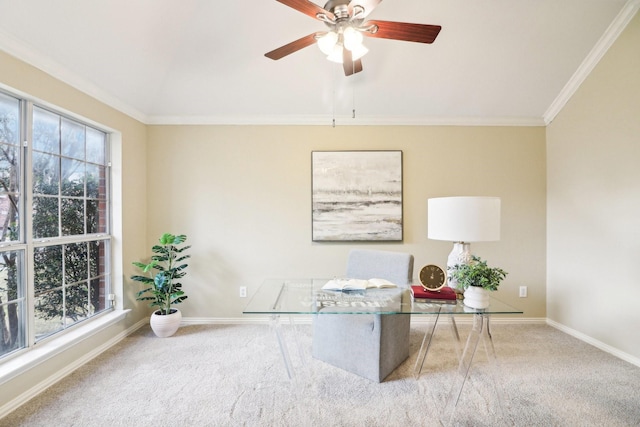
[131,233,190,315]
[449,255,507,291]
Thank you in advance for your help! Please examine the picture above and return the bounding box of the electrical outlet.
[519,286,528,298]
[239,286,247,298]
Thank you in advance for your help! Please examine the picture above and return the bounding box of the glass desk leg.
[415,314,463,378]
[441,313,507,426]
[482,316,508,418]
[414,312,441,377]
[448,316,462,362]
[270,314,295,379]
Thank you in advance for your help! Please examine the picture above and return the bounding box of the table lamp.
[428,196,501,286]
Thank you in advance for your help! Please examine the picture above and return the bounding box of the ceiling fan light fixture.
[317,31,339,55]
[326,42,368,63]
[343,26,363,51]
[326,44,344,63]
[264,0,442,76]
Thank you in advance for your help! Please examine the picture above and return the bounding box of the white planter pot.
[149,308,182,337]
[463,286,490,309]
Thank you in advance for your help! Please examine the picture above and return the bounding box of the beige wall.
[147,125,546,319]
[547,13,640,360]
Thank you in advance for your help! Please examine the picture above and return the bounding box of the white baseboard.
[3,315,636,420]
[546,319,640,368]
[181,316,547,326]
[181,316,277,325]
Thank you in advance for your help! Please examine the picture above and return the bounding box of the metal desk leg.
[414,311,441,377]
[441,313,507,426]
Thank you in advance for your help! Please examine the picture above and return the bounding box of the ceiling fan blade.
[342,49,363,76]
[348,0,382,19]
[363,20,441,44]
[276,0,335,21]
[265,33,320,60]
[353,59,363,74]
[343,49,354,76]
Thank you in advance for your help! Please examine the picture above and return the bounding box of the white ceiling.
[0,0,637,126]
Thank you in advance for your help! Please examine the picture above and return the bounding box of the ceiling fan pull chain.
[352,89,356,117]
[352,80,356,119]
[332,64,337,127]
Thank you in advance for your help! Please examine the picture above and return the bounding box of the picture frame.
[311,150,403,242]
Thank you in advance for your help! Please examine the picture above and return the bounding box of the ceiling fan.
[265,0,442,76]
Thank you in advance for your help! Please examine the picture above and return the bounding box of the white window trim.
[0,85,126,363]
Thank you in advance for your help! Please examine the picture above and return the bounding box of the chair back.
[346,249,414,286]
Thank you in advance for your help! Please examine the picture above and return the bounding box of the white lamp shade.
[343,26,363,50]
[326,43,368,63]
[326,44,343,63]
[428,196,501,242]
[317,31,338,55]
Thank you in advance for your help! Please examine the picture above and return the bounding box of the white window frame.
[0,85,120,365]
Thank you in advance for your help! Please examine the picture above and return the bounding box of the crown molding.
[4,2,632,130]
[543,0,640,125]
[0,28,149,124]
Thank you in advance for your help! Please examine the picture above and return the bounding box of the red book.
[411,285,457,300]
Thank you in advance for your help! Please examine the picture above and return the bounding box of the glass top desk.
[243,278,520,315]
[243,279,523,424]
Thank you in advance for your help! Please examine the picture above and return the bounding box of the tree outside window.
[0,93,111,358]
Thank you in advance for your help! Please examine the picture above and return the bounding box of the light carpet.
[1,322,639,427]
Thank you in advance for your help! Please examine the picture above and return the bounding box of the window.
[0,91,111,359]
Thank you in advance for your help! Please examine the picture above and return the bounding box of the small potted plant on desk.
[448,255,507,309]
[131,233,191,337]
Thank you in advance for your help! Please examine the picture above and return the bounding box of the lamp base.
[447,242,472,289]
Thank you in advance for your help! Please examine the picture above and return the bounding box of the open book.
[322,278,398,291]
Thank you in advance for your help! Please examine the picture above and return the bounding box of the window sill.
[0,309,131,386]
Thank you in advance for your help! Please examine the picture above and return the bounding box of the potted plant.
[131,233,191,337]
[448,255,507,309]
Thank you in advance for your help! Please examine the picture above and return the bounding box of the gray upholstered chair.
[312,249,414,382]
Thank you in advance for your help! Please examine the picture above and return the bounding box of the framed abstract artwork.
[311,150,403,242]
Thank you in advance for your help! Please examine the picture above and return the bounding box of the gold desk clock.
[419,264,447,291]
